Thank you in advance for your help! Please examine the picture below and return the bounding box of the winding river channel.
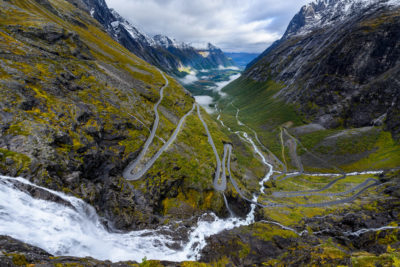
[0,69,389,263]
[0,120,271,262]
[0,70,276,262]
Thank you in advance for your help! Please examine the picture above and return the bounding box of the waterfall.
[0,152,272,262]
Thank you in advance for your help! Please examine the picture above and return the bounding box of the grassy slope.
[218,77,400,172]
[218,77,302,170]
[0,0,265,221]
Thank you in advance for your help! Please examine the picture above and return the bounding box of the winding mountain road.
[216,101,382,209]
[123,70,168,180]
[273,174,347,197]
[126,104,195,180]
[124,70,195,180]
[124,76,383,210]
[273,178,379,198]
[196,104,226,191]
[283,128,343,174]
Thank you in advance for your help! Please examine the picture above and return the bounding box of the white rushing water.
[241,132,274,194]
[0,98,279,263]
[0,129,273,263]
[344,225,400,237]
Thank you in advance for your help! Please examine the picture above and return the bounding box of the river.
[0,121,274,262]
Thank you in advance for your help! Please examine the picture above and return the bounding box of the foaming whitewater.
[241,132,274,194]
[0,145,272,263]
[0,103,277,263]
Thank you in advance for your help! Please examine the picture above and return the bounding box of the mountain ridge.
[80,0,235,75]
[244,0,400,138]
[0,0,400,266]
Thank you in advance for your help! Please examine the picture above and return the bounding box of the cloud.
[179,70,199,84]
[105,0,310,53]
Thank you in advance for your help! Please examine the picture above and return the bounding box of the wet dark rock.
[34,0,59,16]
[226,193,251,218]
[3,180,75,209]
[0,235,51,262]
[201,226,286,266]
[5,157,14,165]
[19,97,40,111]
[52,131,73,146]
[0,235,143,266]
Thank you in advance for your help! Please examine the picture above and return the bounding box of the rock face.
[200,172,400,266]
[79,0,235,75]
[0,0,256,232]
[245,0,400,138]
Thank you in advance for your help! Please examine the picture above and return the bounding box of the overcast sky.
[105,0,310,53]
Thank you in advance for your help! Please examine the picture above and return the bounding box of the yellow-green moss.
[0,148,31,173]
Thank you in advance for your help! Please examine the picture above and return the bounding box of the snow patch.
[388,0,400,5]
[110,9,155,46]
[110,21,119,28]
[291,0,398,37]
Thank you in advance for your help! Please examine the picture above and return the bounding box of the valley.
[0,0,399,266]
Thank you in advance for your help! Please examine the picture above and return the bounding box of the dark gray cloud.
[105,0,310,53]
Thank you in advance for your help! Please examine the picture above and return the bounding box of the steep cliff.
[79,0,235,75]
[245,0,400,138]
[219,0,400,172]
[0,0,261,231]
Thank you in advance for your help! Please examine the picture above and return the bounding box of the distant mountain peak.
[79,0,235,71]
[152,34,191,49]
[109,9,155,46]
[284,0,400,38]
[207,43,219,50]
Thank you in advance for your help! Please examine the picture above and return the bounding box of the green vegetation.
[360,10,400,30]
[351,251,400,267]
[342,130,400,171]
[9,253,28,266]
[0,0,259,225]
[220,78,302,130]
[0,148,31,175]
[1,1,399,266]
[216,77,303,166]
[295,127,400,171]
[251,222,297,240]
[217,73,400,173]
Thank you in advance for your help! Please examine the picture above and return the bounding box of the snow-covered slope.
[284,0,400,38]
[110,9,155,47]
[80,0,235,74]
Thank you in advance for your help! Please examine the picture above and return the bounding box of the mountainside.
[219,0,400,173]
[246,0,400,137]
[1,0,400,266]
[209,1,400,265]
[0,0,264,235]
[80,0,235,75]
